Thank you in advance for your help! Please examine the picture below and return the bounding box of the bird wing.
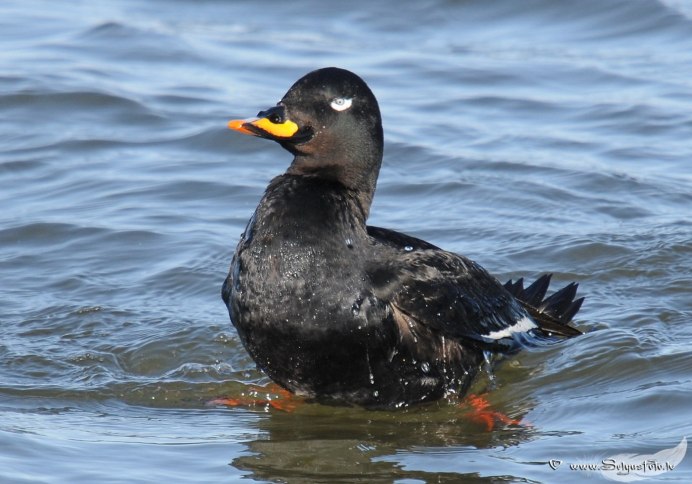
[366,226,536,348]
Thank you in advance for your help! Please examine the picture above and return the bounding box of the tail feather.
[539,282,577,317]
[522,274,551,307]
[504,274,584,338]
[562,297,585,323]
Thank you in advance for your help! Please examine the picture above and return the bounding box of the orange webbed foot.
[208,383,300,412]
[460,393,524,431]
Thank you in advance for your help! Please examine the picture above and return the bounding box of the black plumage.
[223,67,584,408]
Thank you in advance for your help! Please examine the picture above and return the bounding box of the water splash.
[366,350,375,385]
[483,350,496,387]
[351,296,363,315]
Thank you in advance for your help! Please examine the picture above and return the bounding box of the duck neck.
[259,174,371,241]
[285,142,382,221]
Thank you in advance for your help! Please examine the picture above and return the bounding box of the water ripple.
[2,0,692,482]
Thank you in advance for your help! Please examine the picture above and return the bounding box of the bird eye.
[330,97,352,112]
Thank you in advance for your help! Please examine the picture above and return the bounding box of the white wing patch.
[483,315,537,340]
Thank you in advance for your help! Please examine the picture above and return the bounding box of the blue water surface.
[1,0,691,482]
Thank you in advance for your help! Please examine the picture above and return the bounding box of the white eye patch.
[330,97,353,112]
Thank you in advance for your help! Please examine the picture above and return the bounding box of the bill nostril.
[257,106,286,124]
